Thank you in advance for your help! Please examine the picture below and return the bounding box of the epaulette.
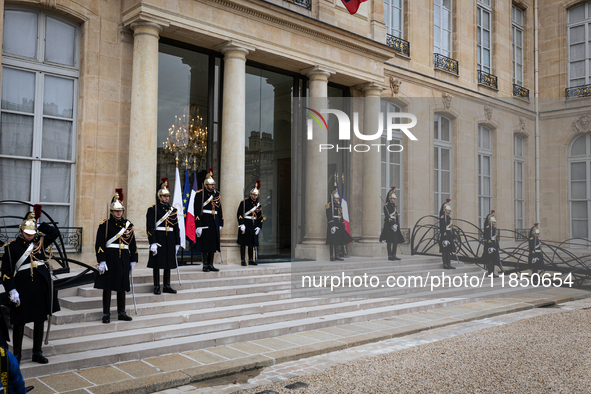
[99,219,107,225]
[151,204,155,207]
[325,203,330,209]
[197,189,203,192]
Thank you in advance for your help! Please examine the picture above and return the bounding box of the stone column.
[127,21,162,264]
[295,66,335,261]
[215,41,255,264]
[349,82,385,257]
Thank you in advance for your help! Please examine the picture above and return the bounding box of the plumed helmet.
[110,188,125,211]
[204,168,216,185]
[387,186,397,200]
[157,177,170,197]
[331,185,340,200]
[250,180,261,196]
[20,204,42,235]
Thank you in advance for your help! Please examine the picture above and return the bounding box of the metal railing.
[386,34,410,57]
[513,84,530,100]
[566,84,591,99]
[477,70,498,90]
[284,0,311,10]
[434,53,459,75]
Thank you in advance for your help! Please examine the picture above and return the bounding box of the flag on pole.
[341,0,367,15]
[182,169,191,220]
[185,171,198,244]
[172,167,186,249]
[341,182,351,235]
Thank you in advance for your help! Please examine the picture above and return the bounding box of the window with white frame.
[514,135,525,230]
[434,0,452,57]
[477,0,492,74]
[384,0,403,39]
[0,6,79,227]
[434,114,452,215]
[478,126,492,229]
[568,2,591,87]
[569,134,591,242]
[512,6,524,86]
[381,102,403,226]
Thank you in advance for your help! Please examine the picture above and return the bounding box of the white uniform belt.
[244,215,253,219]
[534,248,540,252]
[107,244,129,250]
[202,209,214,214]
[18,261,46,272]
[156,226,173,231]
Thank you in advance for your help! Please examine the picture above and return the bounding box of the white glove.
[488,247,495,253]
[392,224,398,232]
[150,243,158,255]
[9,289,20,305]
[130,261,136,270]
[239,224,246,233]
[219,226,222,231]
[442,240,450,247]
[255,227,260,235]
[532,257,539,263]
[196,228,203,237]
[98,261,107,274]
[331,226,338,234]
[175,245,180,253]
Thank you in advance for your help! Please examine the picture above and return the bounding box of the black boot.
[248,246,257,265]
[32,321,48,364]
[330,245,335,261]
[12,324,24,363]
[202,253,210,272]
[102,313,111,324]
[393,243,401,260]
[208,253,219,272]
[163,269,177,294]
[117,291,132,321]
[153,268,161,294]
[335,246,344,261]
[102,289,112,320]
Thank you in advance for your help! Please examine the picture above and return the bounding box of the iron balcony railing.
[513,84,530,100]
[566,84,591,99]
[386,34,410,57]
[284,0,311,10]
[434,53,459,75]
[477,70,498,90]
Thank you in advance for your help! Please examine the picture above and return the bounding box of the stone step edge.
[56,289,590,394]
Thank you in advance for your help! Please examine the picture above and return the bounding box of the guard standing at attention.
[439,199,456,270]
[237,181,264,266]
[326,187,353,261]
[194,169,223,272]
[528,223,543,277]
[379,186,404,261]
[481,210,501,278]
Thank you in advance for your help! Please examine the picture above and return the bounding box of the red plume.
[333,185,338,190]
[256,180,261,189]
[208,168,213,176]
[534,223,539,226]
[390,186,396,191]
[160,177,168,186]
[115,188,124,202]
[491,210,495,214]
[33,204,42,220]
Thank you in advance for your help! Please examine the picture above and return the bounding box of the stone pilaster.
[215,41,255,264]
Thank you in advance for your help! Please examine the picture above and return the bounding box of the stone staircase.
[15,255,545,379]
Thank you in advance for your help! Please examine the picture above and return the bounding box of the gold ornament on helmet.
[331,185,340,200]
[488,210,497,224]
[110,188,125,211]
[157,177,170,198]
[387,186,397,200]
[20,204,42,235]
[204,168,216,185]
[250,180,261,196]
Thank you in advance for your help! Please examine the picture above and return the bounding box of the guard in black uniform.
[379,186,403,261]
[237,181,264,266]
[481,210,501,278]
[194,169,223,272]
[528,223,543,277]
[94,189,137,324]
[439,199,456,270]
[1,204,60,364]
[147,178,180,294]
[326,187,353,261]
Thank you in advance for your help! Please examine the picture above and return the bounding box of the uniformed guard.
[481,210,501,278]
[326,187,353,261]
[379,186,403,261]
[146,178,180,295]
[194,169,223,272]
[439,199,456,270]
[237,181,264,266]
[528,223,543,277]
[1,204,60,364]
[94,189,137,324]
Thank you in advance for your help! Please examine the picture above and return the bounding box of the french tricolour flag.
[341,0,367,15]
[185,172,198,244]
[341,182,351,235]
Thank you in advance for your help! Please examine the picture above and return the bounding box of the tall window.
[478,126,492,228]
[434,115,452,215]
[381,102,403,224]
[434,0,452,57]
[514,135,525,230]
[477,0,492,74]
[384,0,403,39]
[569,134,591,240]
[568,2,591,87]
[512,6,524,86]
[0,7,79,227]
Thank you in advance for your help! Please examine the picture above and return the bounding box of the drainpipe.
[534,0,540,224]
